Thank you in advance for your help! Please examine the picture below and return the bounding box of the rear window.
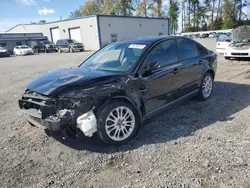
[20,46,29,49]
[197,44,208,56]
[217,35,231,42]
[67,39,76,43]
[41,41,50,45]
[177,38,198,61]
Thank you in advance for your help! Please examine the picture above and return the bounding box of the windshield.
[80,43,148,72]
[20,46,29,49]
[41,41,51,44]
[217,34,231,42]
[67,39,77,43]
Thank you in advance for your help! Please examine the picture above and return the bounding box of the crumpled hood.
[232,25,250,41]
[26,68,119,96]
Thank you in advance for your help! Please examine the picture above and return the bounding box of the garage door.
[50,27,60,43]
[69,27,82,42]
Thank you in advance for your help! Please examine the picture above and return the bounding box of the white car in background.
[216,34,232,54]
[224,38,250,60]
[13,45,34,56]
[224,25,250,60]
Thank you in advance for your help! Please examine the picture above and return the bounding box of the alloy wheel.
[202,75,213,98]
[105,106,135,141]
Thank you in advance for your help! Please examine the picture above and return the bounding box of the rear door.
[176,38,204,95]
[139,39,183,113]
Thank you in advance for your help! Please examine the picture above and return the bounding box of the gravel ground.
[0,39,250,188]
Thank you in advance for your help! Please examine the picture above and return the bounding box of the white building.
[7,15,170,51]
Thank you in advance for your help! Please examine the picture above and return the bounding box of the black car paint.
[56,39,84,52]
[34,41,57,53]
[19,36,217,135]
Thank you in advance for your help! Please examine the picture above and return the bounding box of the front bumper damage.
[18,90,97,138]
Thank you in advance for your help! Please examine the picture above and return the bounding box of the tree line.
[70,0,250,33]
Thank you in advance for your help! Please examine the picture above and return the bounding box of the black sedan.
[19,36,217,145]
[0,46,10,57]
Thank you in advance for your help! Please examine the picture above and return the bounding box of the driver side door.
[139,39,183,113]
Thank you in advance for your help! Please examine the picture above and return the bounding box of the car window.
[197,44,208,56]
[80,43,148,72]
[177,38,198,61]
[67,39,76,43]
[145,39,178,68]
[20,46,29,49]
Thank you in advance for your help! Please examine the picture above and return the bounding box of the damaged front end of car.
[18,89,97,138]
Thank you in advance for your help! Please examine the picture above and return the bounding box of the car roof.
[114,36,190,45]
[58,39,72,41]
[15,45,29,47]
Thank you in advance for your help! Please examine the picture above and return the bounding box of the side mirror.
[148,61,161,71]
[142,61,160,77]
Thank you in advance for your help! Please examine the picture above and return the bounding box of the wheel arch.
[206,69,215,80]
[96,96,143,122]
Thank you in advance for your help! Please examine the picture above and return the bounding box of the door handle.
[172,68,179,74]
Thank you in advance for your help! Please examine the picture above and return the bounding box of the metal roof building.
[7,15,170,51]
[0,33,47,52]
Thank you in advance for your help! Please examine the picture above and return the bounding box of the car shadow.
[50,81,250,153]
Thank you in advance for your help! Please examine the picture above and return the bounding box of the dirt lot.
[0,39,250,188]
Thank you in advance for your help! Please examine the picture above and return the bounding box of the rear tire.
[198,73,214,101]
[96,101,141,145]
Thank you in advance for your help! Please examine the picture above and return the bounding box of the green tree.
[69,0,103,17]
[116,0,135,16]
[69,9,82,18]
[168,0,180,33]
[151,0,164,17]
[223,0,237,28]
[136,0,153,17]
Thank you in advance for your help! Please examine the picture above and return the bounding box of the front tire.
[225,56,230,60]
[69,47,73,53]
[198,73,214,101]
[97,101,141,145]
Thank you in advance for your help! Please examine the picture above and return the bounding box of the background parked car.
[194,33,200,38]
[13,45,34,56]
[200,33,209,38]
[216,34,232,54]
[0,46,10,57]
[209,32,216,38]
[34,40,57,53]
[56,39,84,53]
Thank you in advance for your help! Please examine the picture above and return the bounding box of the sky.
[1,0,249,33]
[0,0,87,32]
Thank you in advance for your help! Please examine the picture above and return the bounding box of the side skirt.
[144,89,199,120]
